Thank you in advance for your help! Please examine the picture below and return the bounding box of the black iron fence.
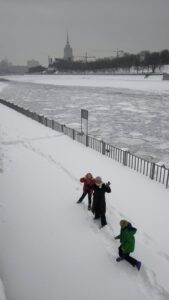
[0,98,169,188]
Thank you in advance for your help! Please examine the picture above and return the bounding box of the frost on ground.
[0,104,169,300]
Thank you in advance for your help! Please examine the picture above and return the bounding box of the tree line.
[51,49,169,73]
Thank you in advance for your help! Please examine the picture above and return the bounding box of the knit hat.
[86,173,92,178]
[95,176,103,188]
[95,176,102,184]
[120,220,129,228]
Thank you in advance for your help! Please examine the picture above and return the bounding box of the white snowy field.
[1,74,169,165]
[0,101,169,300]
[2,73,169,92]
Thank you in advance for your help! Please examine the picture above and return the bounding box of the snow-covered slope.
[0,104,169,300]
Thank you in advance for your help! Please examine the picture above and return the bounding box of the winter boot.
[136,261,141,271]
[100,223,107,229]
[116,257,124,262]
[77,200,82,204]
[94,215,100,220]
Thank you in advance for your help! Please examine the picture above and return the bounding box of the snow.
[0,101,169,300]
[2,74,169,93]
[1,74,169,167]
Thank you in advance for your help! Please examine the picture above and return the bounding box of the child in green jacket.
[115,219,141,271]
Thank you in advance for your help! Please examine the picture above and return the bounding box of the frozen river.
[0,74,169,165]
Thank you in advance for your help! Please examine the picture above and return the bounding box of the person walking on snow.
[92,176,111,228]
[77,173,96,210]
[114,219,141,271]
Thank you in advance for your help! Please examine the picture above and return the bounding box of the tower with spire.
[64,33,73,62]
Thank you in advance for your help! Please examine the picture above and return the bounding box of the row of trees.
[50,49,169,73]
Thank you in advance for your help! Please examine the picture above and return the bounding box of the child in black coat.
[92,176,111,228]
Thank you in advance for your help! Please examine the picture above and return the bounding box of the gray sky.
[0,0,169,66]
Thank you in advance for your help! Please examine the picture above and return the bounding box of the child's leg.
[117,247,141,269]
[77,192,87,203]
[88,192,92,206]
[100,214,107,227]
[124,254,138,267]
[87,193,92,210]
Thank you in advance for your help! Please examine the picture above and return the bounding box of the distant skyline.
[0,0,169,66]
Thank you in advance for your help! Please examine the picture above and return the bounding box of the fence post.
[72,129,75,140]
[86,135,89,147]
[150,162,155,180]
[42,116,45,125]
[61,124,64,132]
[123,150,128,166]
[52,120,54,129]
[43,117,47,126]
[39,115,43,124]
[166,169,169,188]
[102,141,106,155]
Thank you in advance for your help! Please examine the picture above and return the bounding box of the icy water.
[0,79,169,164]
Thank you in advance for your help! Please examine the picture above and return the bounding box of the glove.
[106,181,111,186]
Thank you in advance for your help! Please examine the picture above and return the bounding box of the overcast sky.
[0,0,169,66]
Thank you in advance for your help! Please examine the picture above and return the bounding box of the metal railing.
[0,98,169,188]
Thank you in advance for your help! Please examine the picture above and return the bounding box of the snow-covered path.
[0,104,169,300]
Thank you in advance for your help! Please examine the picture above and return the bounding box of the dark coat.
[92,183,111,215]
[115,223,137,254]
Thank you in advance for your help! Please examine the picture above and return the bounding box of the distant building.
[64,33,73,62]
[48,56,53,66]
[10,65,28,74]
[27,59,40,68]
[0,58,27,75]
[0,58,12,74]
